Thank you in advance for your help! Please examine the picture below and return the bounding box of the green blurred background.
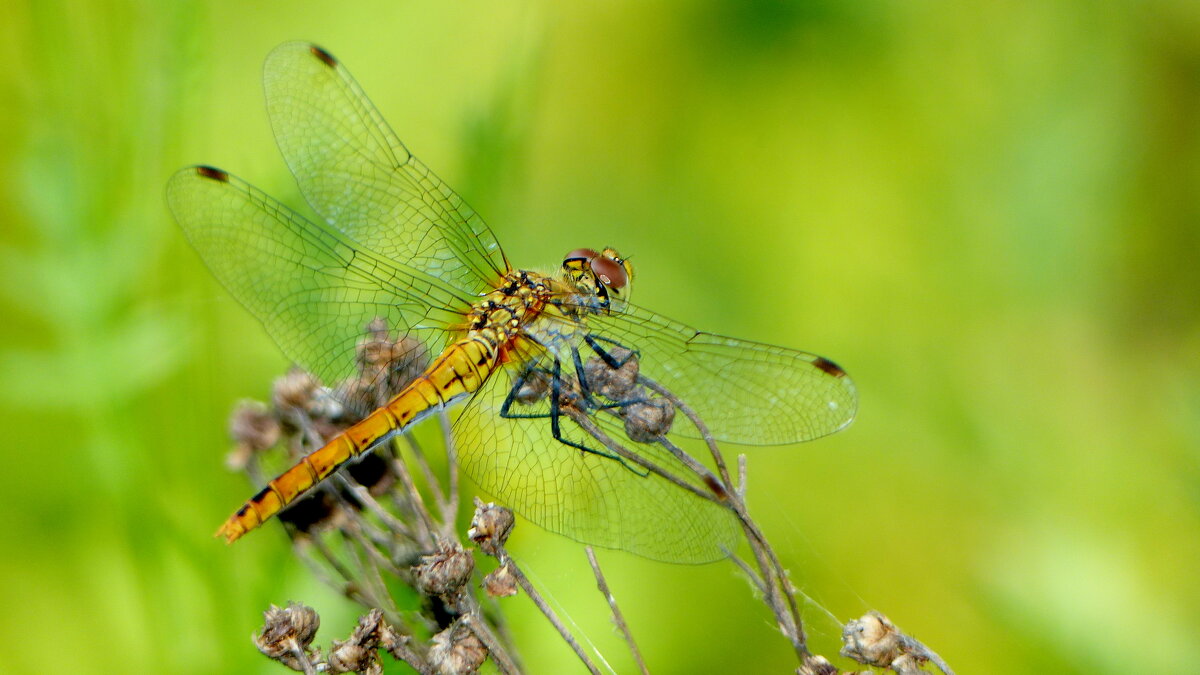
[3,1,1199,672]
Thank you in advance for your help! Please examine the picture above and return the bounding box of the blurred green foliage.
[2,0,1198,672]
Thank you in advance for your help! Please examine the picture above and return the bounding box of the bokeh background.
[3,1,1198,672]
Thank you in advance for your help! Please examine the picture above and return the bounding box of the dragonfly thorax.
[467,270,554,338]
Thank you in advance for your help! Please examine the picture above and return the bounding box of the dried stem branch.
[586,546,650,675]
[439,411,460,523]
[640,375,808,658]
[470,499,602,675]
[566,407,723,505]
[461,611,521,675]
[404,433,452,526]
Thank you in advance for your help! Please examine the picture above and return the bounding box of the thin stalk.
[496,546,601,675]
[586,547,649,675]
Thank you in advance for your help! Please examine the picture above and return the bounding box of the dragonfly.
[168,42,857,564]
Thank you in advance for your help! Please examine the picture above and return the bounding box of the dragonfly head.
[562,248,633,310]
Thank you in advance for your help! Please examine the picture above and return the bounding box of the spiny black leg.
[595,391,651,411]
[545,358,648,477]
[570,344,593,400]
[500,365,554,420]
[584,334,639,369]
[582,334,650,412]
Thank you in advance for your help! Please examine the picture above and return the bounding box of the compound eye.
[592,255,627,290]
[564,248,598,263]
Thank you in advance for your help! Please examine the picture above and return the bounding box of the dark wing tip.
[309,44,338,68]
[812,356,848,378]
[194,165,230,182]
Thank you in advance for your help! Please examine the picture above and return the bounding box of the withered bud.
[254,602,321,670]
[482,564,518,598]
[583,347,639,400]
[271,369,321,413]
[797,654,838,675]
[427,619,488,675]
[512,369,551,406]
[327,609,384,675]
[307,385,346,420]
[841,611,908,669]
[621,396,676,442]
[468,498,514,557]
[356,318,430,393]
[414,543,475,597]
[229,400,281,455]
[364,316,390,341]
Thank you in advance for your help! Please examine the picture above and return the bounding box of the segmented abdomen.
[216,336,498,543]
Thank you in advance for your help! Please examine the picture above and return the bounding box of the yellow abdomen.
[216,337,496,543]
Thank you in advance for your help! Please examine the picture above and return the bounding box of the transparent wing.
[453,364,739,564]
[581,301,858,446]
[167,165,470,389]
[264,42,509,291]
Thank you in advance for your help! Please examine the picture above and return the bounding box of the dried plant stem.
[231,329,953,675]
[641,378,734,487]
[461,610,521,675]
[439,412,460,522]
[502,550,601,675]
[586,546,649,675]
[343,530,403,620]
[339,476,417,546]
[404,433,452,525]
[736,454,748,497]
[288,638,317,675]
[566,408,722,506]
[724,548,768,595]
[643,376,811,661]
[382,636,436,675]
[387,440,440,548]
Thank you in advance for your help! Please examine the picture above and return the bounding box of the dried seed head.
[353,318,430,408]
[512,369,551,406]
[327,609,384,674]
[841,611,903,668]
[468,498,514,557]
[228,400,281,457]
[427,619,487,675]
[482,564,518,598]
[271,369,322,414]
[414,543,476,598]
[254,603,321,670]
[328,636,373,673]
[797,654,838,675]
[583,347,639,400]
[307,384,346,420]
[622,396,676,442]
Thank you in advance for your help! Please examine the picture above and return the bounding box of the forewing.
[583,302,858,446]
[167,166,468,389]
[453,365,739,564]
[263,42,509,292]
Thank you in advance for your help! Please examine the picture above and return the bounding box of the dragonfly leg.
[499,365,555,420]
[499,360,650,478]
[583,334,639,369]
[570,344,593,400]
[546,359,650,478]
